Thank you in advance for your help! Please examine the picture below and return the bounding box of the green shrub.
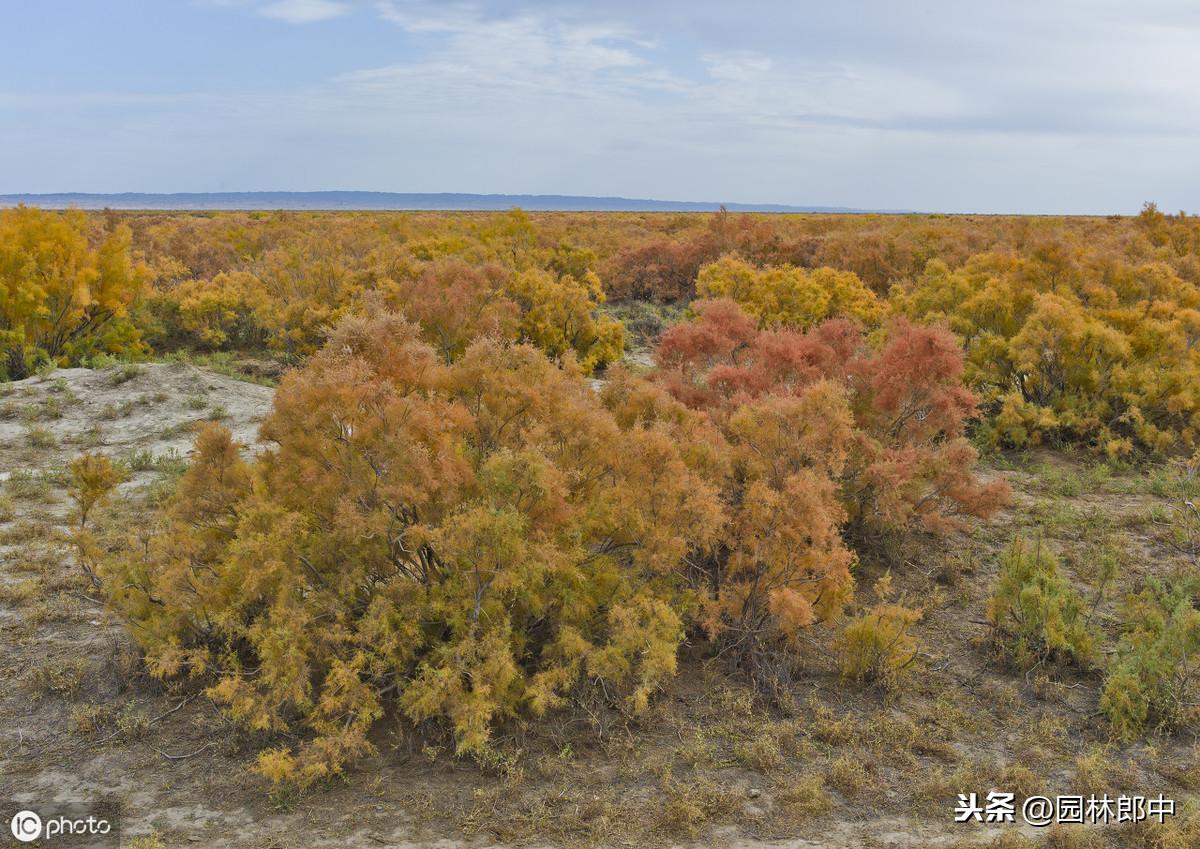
[1101,577,1200,739]
[986,538,1097,669]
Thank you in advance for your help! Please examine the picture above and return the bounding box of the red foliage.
[601,237,717,302]
[653,299,1009,533]
[380,258,518,363]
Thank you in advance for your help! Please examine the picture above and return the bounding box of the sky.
[0,0,1197,213]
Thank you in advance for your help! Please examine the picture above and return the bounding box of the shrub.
[167,271,272,350]
[653,298,1008,535]
[600,365,856,679]
[601,236,715,302]
[599,298,1002,682]
[602,300,686,344]
[386,247,624,372]
[504,267,625,372]
[696,254,881,329]
[835,574,923,689]
[891,250,1200,454]
[159,251,621,374]
[378,259,516,364]
[0,206,149,378]
[1100,577,1200,739]
[104,311,719,787]
[68,452,122,527]
[69,452,124,589]
[986,538,1097,669]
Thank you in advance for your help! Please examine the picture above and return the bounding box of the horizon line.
[1,190,908,214]
[0,190,1157,216]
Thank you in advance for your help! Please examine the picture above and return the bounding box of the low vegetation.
[987,538,1097,670]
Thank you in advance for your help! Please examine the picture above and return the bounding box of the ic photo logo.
[10,810,41,842]
[8,808,114,844]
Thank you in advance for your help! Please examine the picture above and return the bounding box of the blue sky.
[1,0,1197,213]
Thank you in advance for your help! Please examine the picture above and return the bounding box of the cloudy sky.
[1,0,1197,212]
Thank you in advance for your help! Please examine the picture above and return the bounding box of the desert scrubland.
[2,206,1199,847]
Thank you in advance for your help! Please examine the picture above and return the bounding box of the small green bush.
[1100,577,1200,739]
[986,538,1097,669]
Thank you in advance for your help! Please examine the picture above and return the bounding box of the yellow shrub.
[696,254,880,329]
[0,206,149,377]
[835,574,922,688]
[892,249,1200,453]
[103,312,716,787]
[169,271,271,349]
[504,267,624,372]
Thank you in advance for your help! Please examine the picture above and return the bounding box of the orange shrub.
[104,311,717,785]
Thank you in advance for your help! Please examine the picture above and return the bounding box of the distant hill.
[0,191,894,213]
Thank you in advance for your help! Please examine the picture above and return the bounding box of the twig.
[91,694,196,745]
[145,740,216,760]
[149,693,196,724]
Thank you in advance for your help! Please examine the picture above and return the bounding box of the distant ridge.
[0,191,892,213]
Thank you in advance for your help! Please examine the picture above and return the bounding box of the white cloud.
[260,0,348,24]
[702,51,772,82]
[5,0,1200,211]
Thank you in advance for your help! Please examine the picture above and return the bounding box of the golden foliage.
[104,312,715,784]
[835,573,923,689]
[696,254,881,329]
[0,206,149,377]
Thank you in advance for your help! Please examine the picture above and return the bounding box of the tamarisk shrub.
[654,299,1008,535]
[623,298,1003,681]
[696,254,882,329]
[167,271,272,350]
[504,267,625,372]
[986,538,1097,670]
[68,452,123,589]
[835,573,923,690]
[601,236,715,302]
[0,206,149,378]
[68,452,122,528]
[1101,576,1200,739]
[891,248,1200,454]
[600,364,856,681]
[103,311,719,787]
[377,259,517,364]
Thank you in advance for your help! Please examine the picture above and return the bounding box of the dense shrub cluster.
[106,303,1003,785]
[619,297,1006,677]
[695,254,881,329]
[11,203,1200,453]
[14,203,1200,776]
[105,312,713,784]
[149,222,624,372]
[652,298,1008,534]
[890,246,1200,454]
[0,206,149,378]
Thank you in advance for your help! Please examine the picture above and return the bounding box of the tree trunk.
[5,346,28,380]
